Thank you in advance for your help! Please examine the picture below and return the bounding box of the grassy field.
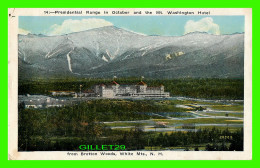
[104,122,148,127]
[201,112,244,118]
[152,118,243,125]
[208,105,244,111]
[105,118,244,127]
[194,126,242,132]
[173,100,223,105]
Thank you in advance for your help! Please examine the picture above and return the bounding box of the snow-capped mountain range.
[18,26,244,79]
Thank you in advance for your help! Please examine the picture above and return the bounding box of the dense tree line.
[18,101,243,151]
[18,100,160,151]
[19,78,243,99]
[145,128,243,151]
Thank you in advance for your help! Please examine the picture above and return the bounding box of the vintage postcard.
[8,8,252,160]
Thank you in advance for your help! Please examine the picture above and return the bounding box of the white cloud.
[47,18,113,36]
[19,28,31,35]
[184,17,220,35]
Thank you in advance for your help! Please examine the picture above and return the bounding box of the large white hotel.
[94,81,170,98]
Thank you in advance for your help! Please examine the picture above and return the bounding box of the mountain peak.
[18,26,244,79]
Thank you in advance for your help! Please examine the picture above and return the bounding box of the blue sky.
[19,16,244,36]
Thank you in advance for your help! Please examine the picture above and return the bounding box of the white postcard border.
[8,8,252,160]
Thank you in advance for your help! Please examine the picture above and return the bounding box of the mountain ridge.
[18,26,244,79]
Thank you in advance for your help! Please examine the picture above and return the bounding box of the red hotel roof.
[137,81,147,85]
